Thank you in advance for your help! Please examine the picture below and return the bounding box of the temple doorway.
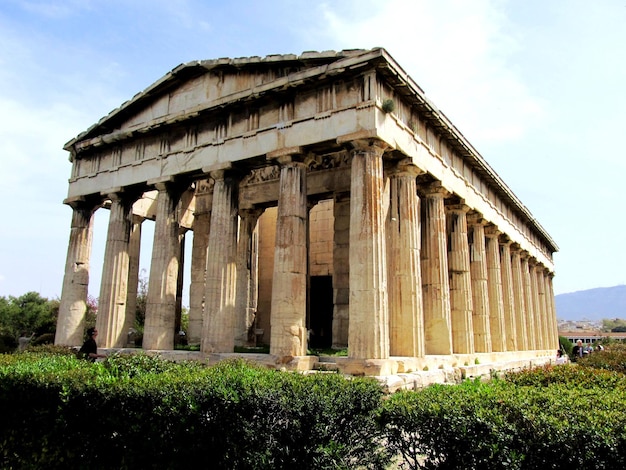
[308,276,333,349]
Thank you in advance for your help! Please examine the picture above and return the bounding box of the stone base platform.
[100,348,557,392]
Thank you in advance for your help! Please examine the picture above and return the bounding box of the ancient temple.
[55,48,558,376]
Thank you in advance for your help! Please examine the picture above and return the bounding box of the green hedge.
[0,354,388,469]
[3,349,626,470]
[378,364,626,469]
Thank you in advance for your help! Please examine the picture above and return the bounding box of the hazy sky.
[1,0,625,301]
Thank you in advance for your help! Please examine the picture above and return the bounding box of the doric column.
[188,179,213,346]
[520,254,536,350]
[468,213,491,353]
[446,203,474,354]
[499,239,516,352]
[421,183,453,355]
[55,201,97,346]
[202,170,239,353]
[269,152,308,357]
[387,160,424,357]
[235,208,263,347]
[144,181,185,350]
[485,226,506,352]
[510,246,528,350]
[546,272,558,349]
[332,194,350,349]
[123,215,142,346]
[529,259,542,349]
[97,192,136,348]
[347,140,389,359]
[535,263,549,349]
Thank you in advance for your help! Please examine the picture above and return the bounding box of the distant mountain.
[555,285,626,321]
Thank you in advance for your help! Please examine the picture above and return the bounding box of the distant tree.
[559,335,573,357]
[611,326,626,333]
[602,318,626,332]
[0,292,58,344]
[134,271,148,332]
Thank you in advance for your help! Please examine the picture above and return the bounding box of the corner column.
[143,181,185,350]
[421,183,453,355]
[387,159,424,357]
[269,152,308,357]
[485,226,506,352]
[468,213,491,353]
[447,204,474,354]
[347,140,389,359]
[202,170,239,353]
[55,201,98,346]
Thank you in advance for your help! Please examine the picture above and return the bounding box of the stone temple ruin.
[55,48,558,379]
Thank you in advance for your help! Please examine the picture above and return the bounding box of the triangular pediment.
[65,48,386,150]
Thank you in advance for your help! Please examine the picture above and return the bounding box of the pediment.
[65,49,384,151]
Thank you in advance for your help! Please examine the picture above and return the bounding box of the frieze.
[241,165,281,185]
[307,151,350,172]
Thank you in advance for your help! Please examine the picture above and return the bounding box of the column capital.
[420,181,450,198]
[498,234,513,246]
[467,211,487,226]
[340,137,389,155]
[445,203,470,214]
[485,224,501,238]
[266,146,304,162]
[239,207,265,221]
[387,158,423,178]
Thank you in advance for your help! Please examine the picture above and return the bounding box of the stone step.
[313,357,340,372]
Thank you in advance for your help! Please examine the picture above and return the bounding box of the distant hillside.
[555,285,626,321]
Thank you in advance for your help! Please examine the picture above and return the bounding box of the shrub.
[0,356,389,469]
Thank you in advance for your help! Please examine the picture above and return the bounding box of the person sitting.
[555,349,568,365]
[79,327,106,362]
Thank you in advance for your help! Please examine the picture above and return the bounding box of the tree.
[0,292,58,345]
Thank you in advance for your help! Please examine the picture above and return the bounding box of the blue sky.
[0,0,625,301]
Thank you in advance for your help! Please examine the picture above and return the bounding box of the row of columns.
[56,139,557,361]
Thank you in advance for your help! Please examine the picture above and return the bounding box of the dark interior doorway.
[308,276,333,349]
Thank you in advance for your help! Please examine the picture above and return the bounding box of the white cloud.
[314,0,545,147]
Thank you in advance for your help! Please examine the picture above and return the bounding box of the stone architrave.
[188,180,213,345]
[387,160,424,357]
[421,183,453,355]
[446,204,474,354]
[347,140,389,359]
[510,247,528,350]
[143,182,185,350]
[235,208,263,347]
[269,152,309,357]
[202,171,239,353]
[499,239,517,352]
[55,201,97,346]
[485,226,506,352]
[520,254,536,350]
[332,194,350,349]
[123,216,142,346]
[97,192,136,348]
[468,213,491,353]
